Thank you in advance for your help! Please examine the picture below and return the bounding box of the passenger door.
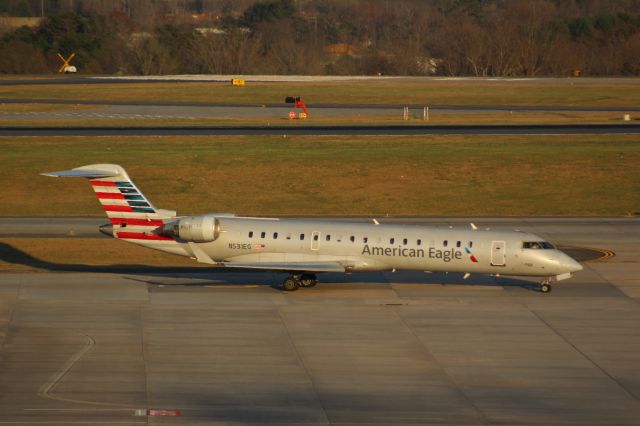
[491,241,506,266]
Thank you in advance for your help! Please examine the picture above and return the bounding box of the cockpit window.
[523,241,555,249]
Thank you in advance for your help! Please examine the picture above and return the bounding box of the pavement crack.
[528,307,639,401]
[391,309,491,425]
[276,308,331,425]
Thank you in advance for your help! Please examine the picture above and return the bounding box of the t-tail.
[42,164,180,250]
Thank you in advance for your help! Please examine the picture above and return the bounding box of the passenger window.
[390,238,395,244]
[456,241,461,248]
[417,239,422,246]
[350,236,355,242]
[286,233,291,240]
[363,237,368,243]
[326,235,331,241]
[300,234,305,240]
[248,231,253,238]
[469,241,473,248]
[261,232,265,238]
[313,234,319,241]
[443,240,448,247]
[273,232,278,239]
[403,238,408,245]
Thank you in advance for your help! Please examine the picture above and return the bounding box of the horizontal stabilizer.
[222,261,346,273]
[41,169,118,178]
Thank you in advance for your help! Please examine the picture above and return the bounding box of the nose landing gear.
[282,273,318,291]
[539,277,552,293]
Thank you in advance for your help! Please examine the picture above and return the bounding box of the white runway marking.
[37,334,96,403]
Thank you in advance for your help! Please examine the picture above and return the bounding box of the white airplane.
[43,164,582,293]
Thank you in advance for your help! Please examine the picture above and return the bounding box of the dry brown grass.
[0,103,99,113]
[1,79,640,107]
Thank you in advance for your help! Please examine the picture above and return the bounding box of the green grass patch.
[0,134,638,216]
[1,79,639,107]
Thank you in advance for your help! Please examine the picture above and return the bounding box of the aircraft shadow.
[0,242,539,291]
[0,242,217,275]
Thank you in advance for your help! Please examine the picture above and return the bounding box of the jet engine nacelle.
[161,215,220,242]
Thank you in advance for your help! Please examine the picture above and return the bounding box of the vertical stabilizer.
[43,164,173,242]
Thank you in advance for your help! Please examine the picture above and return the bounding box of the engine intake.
[160,215,221,242]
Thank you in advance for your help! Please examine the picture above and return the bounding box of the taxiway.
[0,217,639,424]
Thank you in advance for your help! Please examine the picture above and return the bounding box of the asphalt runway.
[1,217,639,424]
[2,123,640,137]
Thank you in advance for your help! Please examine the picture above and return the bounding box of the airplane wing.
[222,261,346,273]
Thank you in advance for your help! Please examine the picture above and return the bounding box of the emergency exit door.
[491,241,506,266]
[311,231,320,251]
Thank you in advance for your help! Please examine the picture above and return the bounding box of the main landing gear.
[539,277,552,293]
[282,273,318,291]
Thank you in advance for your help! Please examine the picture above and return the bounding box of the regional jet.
[43,164,582,293]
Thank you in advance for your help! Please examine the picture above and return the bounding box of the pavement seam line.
[0,284,17,365]
[139,304,150,426]
[585,264,640,306]
[391,309,491,425]
[276,308,331,425]
[527,307,639,401]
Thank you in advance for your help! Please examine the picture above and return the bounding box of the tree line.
[1,0,639,76]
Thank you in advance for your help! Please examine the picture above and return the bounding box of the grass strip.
[0,134,638,216]
[1,80,640,107]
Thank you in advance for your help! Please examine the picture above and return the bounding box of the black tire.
[300,274,317,287]
[283,277,300,291]
[540,283,552,293]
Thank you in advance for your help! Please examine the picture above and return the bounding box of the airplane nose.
[561,255,583,273]
[99,223,114,237]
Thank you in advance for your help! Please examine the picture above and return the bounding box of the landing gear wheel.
[300,273,318,288]
[282,276,300,292]
[540,283,552,293]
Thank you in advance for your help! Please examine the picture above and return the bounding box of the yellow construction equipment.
[57,53,77,73]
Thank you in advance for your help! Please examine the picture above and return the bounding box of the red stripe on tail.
[91,181,117,187]
[110,218,164,227]
[96,192,125,200]
[116,232,173,241]
[103,205,133,212]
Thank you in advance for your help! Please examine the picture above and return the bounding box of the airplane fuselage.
[144,216,582,278]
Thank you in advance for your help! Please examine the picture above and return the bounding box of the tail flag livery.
[42,164,176,242]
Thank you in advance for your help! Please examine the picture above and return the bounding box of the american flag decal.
[464,247,479,263]
[254,244,265,250]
